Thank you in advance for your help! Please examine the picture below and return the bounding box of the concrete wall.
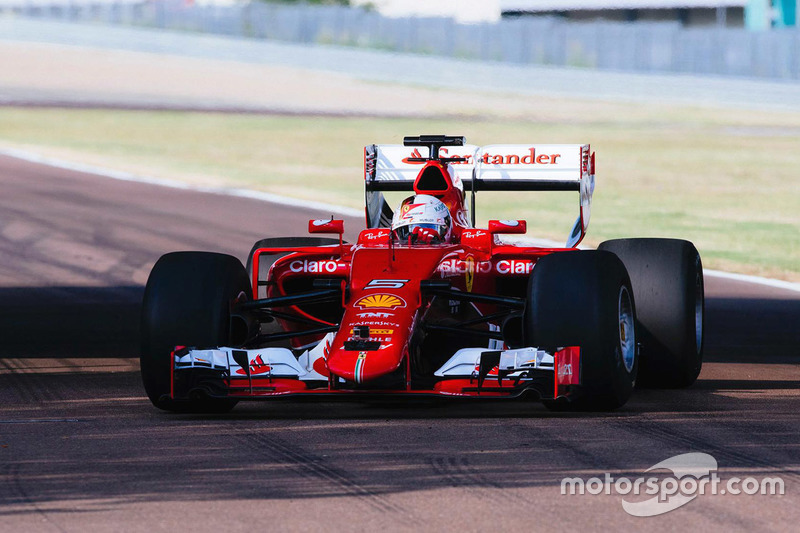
[3,1,798,80]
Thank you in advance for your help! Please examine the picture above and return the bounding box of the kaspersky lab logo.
[561,452,784,517]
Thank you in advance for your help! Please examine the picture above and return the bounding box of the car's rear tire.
[598,238,704,388]
[246,237,342,298]
[525,250,638,411]
[140,252,249,413]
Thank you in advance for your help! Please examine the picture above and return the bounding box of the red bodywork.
[216,156,584,400]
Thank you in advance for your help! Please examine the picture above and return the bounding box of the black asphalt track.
[0,155,798,531]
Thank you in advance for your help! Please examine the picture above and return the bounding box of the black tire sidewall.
[527,250,637,410]
[598,238,703,388]
[140,252,249,410]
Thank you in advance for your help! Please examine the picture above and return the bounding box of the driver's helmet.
[391,194,452,245]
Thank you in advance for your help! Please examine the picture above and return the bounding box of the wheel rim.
[618,285,636,373]
[695,259,704,355]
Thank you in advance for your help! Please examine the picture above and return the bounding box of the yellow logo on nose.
[354,294,406,310]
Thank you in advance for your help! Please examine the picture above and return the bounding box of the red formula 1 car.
[140,135,704,412]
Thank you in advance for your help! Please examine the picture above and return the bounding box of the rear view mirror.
[308,219,344,235]
[488,220,527,235]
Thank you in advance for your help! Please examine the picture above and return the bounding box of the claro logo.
[438,259,534,275]
[289,260,340,273]
[402,147,562,165]
[496,260,534,275]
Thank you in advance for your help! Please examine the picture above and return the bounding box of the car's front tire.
[140,252,249,413]
[525,250,638,411]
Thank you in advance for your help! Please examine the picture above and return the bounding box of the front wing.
[168,344,582,402]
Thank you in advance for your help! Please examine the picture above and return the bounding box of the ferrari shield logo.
[355,351,368,384]
[400,203,424,219]
[465,257,475,292]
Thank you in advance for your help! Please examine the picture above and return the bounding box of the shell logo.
[354,294,406,310]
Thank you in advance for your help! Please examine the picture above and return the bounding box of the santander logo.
[235,354,271,375]
[401,148,425,164]
[401,147,562,165]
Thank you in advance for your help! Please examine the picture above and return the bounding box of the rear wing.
[364,143,595,247]
[364,144,589,192]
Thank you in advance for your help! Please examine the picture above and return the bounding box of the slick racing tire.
[140,252,249,413]
[598,238,704,388]
[246,237,342,298]
[525,250,638,411]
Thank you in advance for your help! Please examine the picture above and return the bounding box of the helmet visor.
[393,223,447,244]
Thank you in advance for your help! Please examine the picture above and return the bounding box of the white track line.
[700,269,800,293]
[0,146,362,218]
[2,145,799,294]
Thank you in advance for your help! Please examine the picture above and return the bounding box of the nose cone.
[326,245,450,385]
[326,304,410,384]
[326,344,404,384]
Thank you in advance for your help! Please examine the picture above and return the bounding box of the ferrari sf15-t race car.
[140,135,704,412]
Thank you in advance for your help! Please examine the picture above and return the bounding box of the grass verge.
[0,107,797,281]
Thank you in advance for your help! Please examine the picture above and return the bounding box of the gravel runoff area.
[2,18,800,114]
